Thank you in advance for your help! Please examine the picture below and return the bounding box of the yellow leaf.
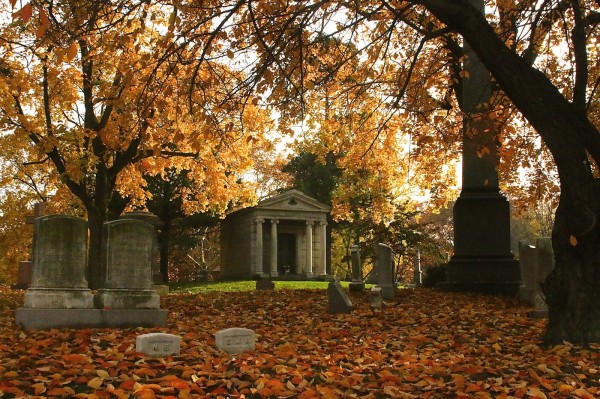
[305,80,315,90]
[492,343,501,351]
[96,369,110,379]
[569,235,578,246]
[558,384,574,394]
[66,42,78,61]
[526,387,547,399]
[88,377,104,389]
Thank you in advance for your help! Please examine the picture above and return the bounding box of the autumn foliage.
[0,286,598,398]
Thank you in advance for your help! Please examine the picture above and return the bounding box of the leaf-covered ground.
[0,286,598,398]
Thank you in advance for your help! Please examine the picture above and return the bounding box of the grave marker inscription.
[136,333,181,357]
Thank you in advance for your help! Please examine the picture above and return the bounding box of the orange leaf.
[47,387,67,396]
[66,42,78,62]
[133,388,156,399]
[19,3,33,23]
[120,380,137,390]
[62,354,90,364]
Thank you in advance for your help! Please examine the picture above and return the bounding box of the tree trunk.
[87,208,104,290]
[542,187,600,344]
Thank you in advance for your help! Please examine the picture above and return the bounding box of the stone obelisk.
[441,0,521,294]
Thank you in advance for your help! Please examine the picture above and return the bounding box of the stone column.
[270,219,279,277]
[317,221,328,276]
[441,0,520,295]
[305,221,314,277]
[254,218,264,276]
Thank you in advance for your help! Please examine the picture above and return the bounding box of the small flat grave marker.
[136,333,181,357]
[215,327,255,355]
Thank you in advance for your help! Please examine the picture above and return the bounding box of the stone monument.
[518,240,536,303]
[15,216,168,329]
[441,0,520,295]
[119,211,165,284]
[327,281,353,314]
[22,215,94,309]
[348,245,365,292]
[530,237,554,318]
[376,243,395,300]
[95,219,161,309]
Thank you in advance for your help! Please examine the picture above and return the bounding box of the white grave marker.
[136,333,181,357]
[215,328,255,354]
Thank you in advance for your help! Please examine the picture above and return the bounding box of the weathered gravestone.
[349,245,365,292]
[530,237,554,318]
[22,215,94,309]
[119,211,165,284]
[215,328,256,355]
[369,286,383,311]
[136,333,181,357]
[95,219,160,309]
[376,243,395,300]
[518,240,537,303]
[327,281,353,314]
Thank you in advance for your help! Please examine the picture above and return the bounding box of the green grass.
[169,280,359,294]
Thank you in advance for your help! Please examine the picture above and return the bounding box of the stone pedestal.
[22,216,93,309]
[441,193,521,295]
[349,245,365,292]
[95,220,160,309]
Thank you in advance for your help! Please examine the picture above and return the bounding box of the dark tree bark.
[416,0,600,344]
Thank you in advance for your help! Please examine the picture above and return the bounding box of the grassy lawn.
[169,280,363,294]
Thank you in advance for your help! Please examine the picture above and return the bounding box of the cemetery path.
[0,286,598,398]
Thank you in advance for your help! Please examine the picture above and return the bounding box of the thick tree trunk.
[87,208,105,290]
[417,0,600,344]
[543,187,600,344]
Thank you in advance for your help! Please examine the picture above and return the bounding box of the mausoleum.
[220,190,331,279]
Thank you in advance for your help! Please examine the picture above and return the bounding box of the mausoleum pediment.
[256,190,331,213]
